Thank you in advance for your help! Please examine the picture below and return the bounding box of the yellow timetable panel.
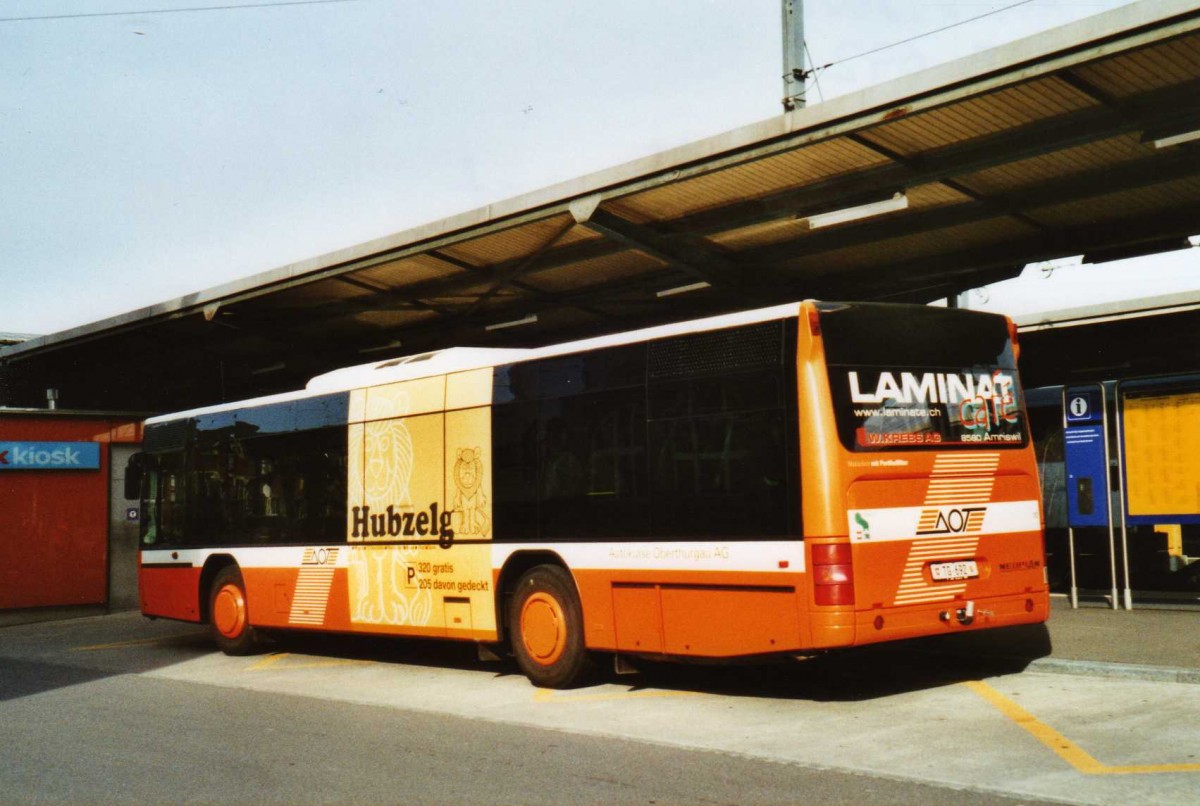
[1124,391,1200,518]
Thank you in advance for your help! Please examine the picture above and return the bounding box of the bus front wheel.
[209,565,261,655]
[509,565,593,688]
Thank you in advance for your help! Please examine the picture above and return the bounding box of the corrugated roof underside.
[608,138,891,223]
[1073,32,1200,96]
[1031,175,1200,227]
[781,219,1037,276]
[959,134,1148,194]
[856,77,1099,156]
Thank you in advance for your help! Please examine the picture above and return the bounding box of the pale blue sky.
[4,0,1188,336]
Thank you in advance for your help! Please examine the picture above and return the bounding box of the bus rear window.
[817,303,1028,451]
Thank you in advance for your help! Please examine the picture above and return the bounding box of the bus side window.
[492,400,539,540]
[538,389,648,541]
[148,426,347,548]
[141,468,160,546]
[648,371,792,538]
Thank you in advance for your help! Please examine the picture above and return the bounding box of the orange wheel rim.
[213,583,247,639]
[520,592,566,666]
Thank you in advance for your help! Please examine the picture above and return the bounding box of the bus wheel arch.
[198,555,236,623]
[495,550,566,641]
[204,559,262,655]
[503,558,594,688]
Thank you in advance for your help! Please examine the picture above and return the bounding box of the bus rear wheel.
[209,565,261,655]
[509,565,593,688]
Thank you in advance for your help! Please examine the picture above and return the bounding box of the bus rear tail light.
[1007,317,1021,361]
[811,543,855,606]
[807,306,822,336]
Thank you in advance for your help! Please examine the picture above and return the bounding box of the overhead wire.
[802,0,1039,82]
[0,0,371,24]
[803,41,824,103]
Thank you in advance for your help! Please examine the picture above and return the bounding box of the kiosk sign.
[0,441,101,471]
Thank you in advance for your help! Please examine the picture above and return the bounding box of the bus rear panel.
[800,301,1048,648]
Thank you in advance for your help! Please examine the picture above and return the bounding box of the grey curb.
[1024,657,1200,685]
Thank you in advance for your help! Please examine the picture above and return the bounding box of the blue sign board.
[1064,424,1109,527]
[1065,388,1102,424]
[0,441,101,471]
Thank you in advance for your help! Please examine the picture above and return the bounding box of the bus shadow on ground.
[264,622,1051,703]
[0,627,214,703]
[0,658,115,703]
[624,623,1052,702]
[0,614,218,700]
[263,630,491,672]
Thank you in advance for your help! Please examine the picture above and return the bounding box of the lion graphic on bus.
[451,447,491,538]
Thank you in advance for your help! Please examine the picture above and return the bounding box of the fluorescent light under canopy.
[485,314,538,331]
[802,192,909,229]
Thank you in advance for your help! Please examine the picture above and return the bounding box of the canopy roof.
[4,0,1199,411]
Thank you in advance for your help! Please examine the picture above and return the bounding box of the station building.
[0,408,143,621]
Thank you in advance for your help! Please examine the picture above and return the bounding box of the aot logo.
[301,547,340,566]
[0,442,101,471]
[916,506,987,536]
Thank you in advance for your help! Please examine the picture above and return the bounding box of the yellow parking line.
[965,680,1200,775]
[73,632,207,651]
[247,652,288,671]
[246,652,372,672]
[534,687,701,704]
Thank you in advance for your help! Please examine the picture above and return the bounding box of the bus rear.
[798,301,1049,648]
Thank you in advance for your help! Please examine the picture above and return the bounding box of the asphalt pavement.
[3,598,1198,805]
[3,596,1197,683]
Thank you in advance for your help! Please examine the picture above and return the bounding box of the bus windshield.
[818,302,1027,450]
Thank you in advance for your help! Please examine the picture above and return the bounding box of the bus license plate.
[930,560,978,581]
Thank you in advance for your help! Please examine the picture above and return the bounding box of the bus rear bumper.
[851,590,1050,647]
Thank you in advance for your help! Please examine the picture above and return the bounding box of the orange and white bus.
[133,300,1048,687]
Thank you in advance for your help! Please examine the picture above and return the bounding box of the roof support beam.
[1055,69,1119,106]
[334,275,457,317]
[662,78,1200,238]
[857,263,1027,306]
[808,202,1200,302]
[273,214,625,339]
[744,144,1200,267]
[424,247,618,322]
[580,208,763,305]
[324,270,684,356]
[847,133,1049,233]
[241,235,625,332]
[456,217,580,319]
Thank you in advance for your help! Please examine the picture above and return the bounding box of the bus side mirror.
[125,453,145,501]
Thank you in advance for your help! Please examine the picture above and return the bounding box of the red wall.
[0,416,141,609]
